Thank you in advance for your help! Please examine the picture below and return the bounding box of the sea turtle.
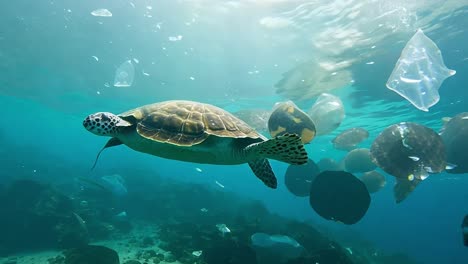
[440,112,468,174]
[370,122,446,181]
[359,171,386,194]
[83,100,309,189]
[332,127,369,151]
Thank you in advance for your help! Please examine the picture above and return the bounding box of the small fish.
[92,56,99,61]
[408,156,420,161]
[192,250,203,257]
[200,208,208,213]
[195,167,202,173]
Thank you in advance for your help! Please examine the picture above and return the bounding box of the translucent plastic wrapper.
[275,60,352,101]
[91,9,112,17]
[386,29,456,111]
[233,109,270,134]
[308,93,345,136]
[250,233,304,262]
[114,60,135,87]
[100,174,127,197]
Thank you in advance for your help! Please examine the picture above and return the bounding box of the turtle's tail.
[248,133,308,165]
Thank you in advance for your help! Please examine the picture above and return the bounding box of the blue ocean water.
[1,1,467,263]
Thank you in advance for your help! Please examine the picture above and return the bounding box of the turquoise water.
[1,1,468,263]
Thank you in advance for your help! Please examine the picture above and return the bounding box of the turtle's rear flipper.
[91,138,123,170]
[248,159,277,189]
[248,133,308,165]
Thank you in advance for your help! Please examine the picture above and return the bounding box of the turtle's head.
[83,112,131,136]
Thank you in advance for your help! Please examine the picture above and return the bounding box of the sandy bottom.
[1,224,187,264]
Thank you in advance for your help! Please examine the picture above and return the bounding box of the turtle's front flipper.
[91,138,123,170]
[247,133,308,165]
[248,159,277,189]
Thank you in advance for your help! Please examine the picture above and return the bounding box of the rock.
[251,233,304,263]
[48,255,65,264]
[204,239,257,264]
[56,213,89,249]
[0,180,85,252]
[286,247,353,264]
[140,237,154,247]
[164,252,176,263]
[64,245,119,264]
[3,258,18,264]
[123,260,141,264]
[141,249,157,260]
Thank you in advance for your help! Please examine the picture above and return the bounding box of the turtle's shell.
[440,112,468,174]
[370,122,446,179]
[119,100,262,146]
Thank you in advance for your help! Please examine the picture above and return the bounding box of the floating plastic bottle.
[386,29,456,111]
[113,60,135,87]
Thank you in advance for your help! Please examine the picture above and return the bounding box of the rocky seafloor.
[0,171,419,264]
